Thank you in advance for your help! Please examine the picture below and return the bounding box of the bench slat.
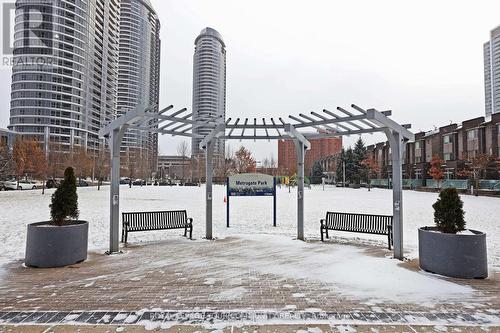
[123,210,190,231]
[323,212,392,235]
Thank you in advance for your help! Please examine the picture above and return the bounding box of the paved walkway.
[1,324,499,332]
[0,235,498,332]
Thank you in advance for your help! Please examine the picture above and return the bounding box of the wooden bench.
[320,212,393,249]
[121,210,193,243]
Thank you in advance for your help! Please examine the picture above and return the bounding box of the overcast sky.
[1,0,500,161]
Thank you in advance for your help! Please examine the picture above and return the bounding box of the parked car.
[3,179,38,190]
[46,179,60,189]
[132,179,145,186]
[30,180,45,189]
[77,180,89,187]
[120,177,130,185]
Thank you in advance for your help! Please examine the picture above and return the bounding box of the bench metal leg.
[184,226,187,237]
[125,230,128,243]
[121,228,125,243]
[388,226,393,250]
[326,228,329,239]
[320,227,324,242]
[189,225,193,240]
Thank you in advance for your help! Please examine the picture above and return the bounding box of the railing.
[479,180,500,190]
[370,179,499,191]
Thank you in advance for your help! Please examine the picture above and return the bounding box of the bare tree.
[126,147,138,180]
[457,153,494,196]
[215,143,236,180]
[0,142,13,179]
[47,142,65,180]
[269,154,277,176]
[177,141,190,183]
[94,147,110,190]
[12,140,45,190]
[234,146,256,174]
[72,146,93,182]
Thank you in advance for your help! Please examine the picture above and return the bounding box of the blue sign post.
[226,173,277,228]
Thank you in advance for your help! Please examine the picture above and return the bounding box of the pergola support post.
[284,124,310,241]
[108,125,128,254]
[295,140,305,240]
[385,129,404,260]
[205,140,215,239]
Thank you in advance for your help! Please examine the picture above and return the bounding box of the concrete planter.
[25,221,88,268]
[418,227,488,279]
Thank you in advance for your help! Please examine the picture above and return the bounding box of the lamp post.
[343,161,346,187]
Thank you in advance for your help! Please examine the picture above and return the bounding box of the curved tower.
[192,27,226,159]
[118,0,161,174]
[8,0,120,156]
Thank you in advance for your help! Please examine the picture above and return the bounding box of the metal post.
[343,162,346,187]
[386,130,404,260]
[226,177,230,228]
[108,126,127,254]
[205,141,214,239]
[273,177,277,227]
[295,140,305,240]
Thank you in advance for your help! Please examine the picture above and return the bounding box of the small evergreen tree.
[50,167,79,226]
[432,188,465,234]
[311,161,323,184]
[345,148,356,184]
[353,138,367,184]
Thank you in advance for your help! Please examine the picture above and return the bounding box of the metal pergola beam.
[99,104,197,255]
[101,103,414,261]
[367,109,415,141]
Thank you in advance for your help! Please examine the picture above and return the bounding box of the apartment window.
[444,153,453,161]
[467,129,477,140]
[443,135,451,144]
[415,141,421,149]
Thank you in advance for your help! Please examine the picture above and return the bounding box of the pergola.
[99,104,414,260]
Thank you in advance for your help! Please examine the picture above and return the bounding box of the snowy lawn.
[0,185,498,270]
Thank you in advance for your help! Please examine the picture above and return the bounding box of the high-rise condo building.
[484,25,500,118]
[191,27,226,159]
[118,0,161,172]
[8,0,161,176]
[9,0,121,155]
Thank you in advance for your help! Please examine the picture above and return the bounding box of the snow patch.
[211,286,247,301]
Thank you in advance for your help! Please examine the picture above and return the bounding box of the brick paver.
[0,236,498,330]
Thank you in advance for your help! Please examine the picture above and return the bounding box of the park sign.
[226,173,277,228]
[228,173,275,196]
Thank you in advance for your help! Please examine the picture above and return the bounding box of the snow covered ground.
[0,185,499,269]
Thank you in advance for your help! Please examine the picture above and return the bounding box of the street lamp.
[342,161,346,187]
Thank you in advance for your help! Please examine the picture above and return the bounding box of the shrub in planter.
[25,167,88,268]
[419,188,487,279]
[432,188,465,234]
[50,167,80,225]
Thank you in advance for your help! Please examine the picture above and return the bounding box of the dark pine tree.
[352,137,367,184]
[311,161,324,184]
[345,148,356,184]
[50,167,79,226]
